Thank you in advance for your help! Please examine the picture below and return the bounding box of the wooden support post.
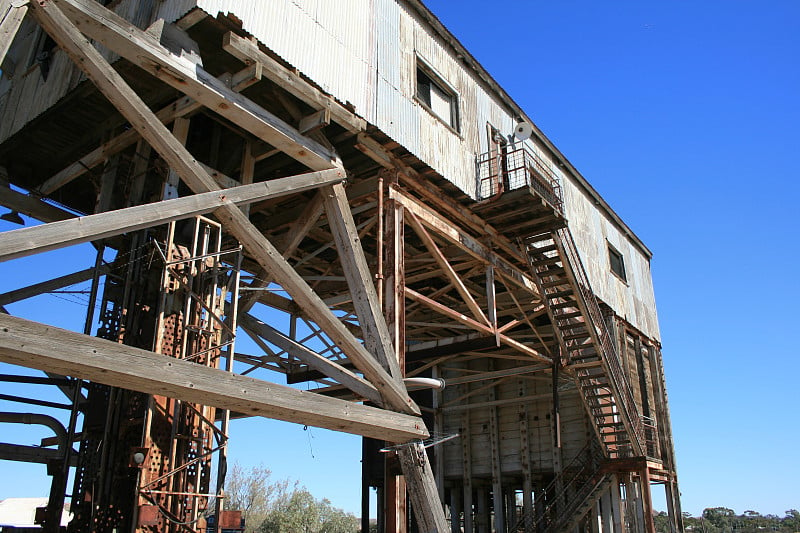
[600,487,613,533]
[611,475,624,533]
[0,0,28,66]
[0,314,427,442]
[487,363,504,533]
[450,488,462,533]
[239,139,255,216]
[461,405,474,533]
[383,193,407,533]
[640,468,656,533]
[397,441,448,533]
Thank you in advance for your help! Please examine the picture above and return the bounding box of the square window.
[608,244,627,282]
[416,62,459,131]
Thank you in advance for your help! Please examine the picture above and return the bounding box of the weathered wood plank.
[51,0,338,170]
[0,1,27,67]
[0,186,75,222]
[0,170,343,262]
[0,314,427,442]
[397,441,449,532]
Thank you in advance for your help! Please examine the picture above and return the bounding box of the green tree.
[223,462,291,533]
[259,488,359,533]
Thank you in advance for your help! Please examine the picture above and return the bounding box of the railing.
[513,440,606,532]
[556,227,646,457]
[476,144,563,213]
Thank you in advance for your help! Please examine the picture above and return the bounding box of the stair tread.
[546,289,574,299]
[555,311,584,320]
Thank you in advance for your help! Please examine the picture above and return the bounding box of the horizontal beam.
[53,0,338,171]
[0,264,108,306]
[0,169,344,262]
[0,314,427,442]
[0,186,75,222]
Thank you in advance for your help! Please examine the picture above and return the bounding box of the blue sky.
[2,0,799,520]
[422,0,800,516]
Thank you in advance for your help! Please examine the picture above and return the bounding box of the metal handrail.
[476,144,563,213]
[556,227,645,457]
[513,439,605,531]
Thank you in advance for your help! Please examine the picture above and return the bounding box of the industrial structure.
[0,0,682,531]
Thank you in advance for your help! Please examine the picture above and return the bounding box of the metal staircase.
[513,441,611,532]
[510,226,647,531]
[523,226,645,459]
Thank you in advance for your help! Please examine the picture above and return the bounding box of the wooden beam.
[36,64,260,197]
[50,0,337,171]
[322,182,403,380]
[27,2,414,414]
[239,313,382,406]
[389,187,539,295]
[406,209,490,327]
[0,170,344,262]
[405,287,551,364]
[0,314,426,442]
[397,442,449,532]
[0,0,27,66]
[222,31,365,134]
[0,265,108,306]
[298,108,330,135]
[0,186,75,222]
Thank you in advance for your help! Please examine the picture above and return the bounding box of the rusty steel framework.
[0,1,682,532]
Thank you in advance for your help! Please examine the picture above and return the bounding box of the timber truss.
[0,0,677,531]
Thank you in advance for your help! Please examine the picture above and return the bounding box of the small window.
[608,243,627,282]
[416,62,459,131]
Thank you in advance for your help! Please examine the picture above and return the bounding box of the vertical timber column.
[640,467,657,533]
[384,193,407,532]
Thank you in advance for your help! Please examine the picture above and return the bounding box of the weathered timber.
[222,31,365,134]
[29,0,418,415]
[0,186,75,222]
[0,314,427,442]
[50,0,338,170]
[323,182,403,380]
[0,265,108,306]
[0,0,27,66]
[0,170,344,262]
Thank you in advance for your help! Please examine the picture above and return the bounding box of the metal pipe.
[0,412,68,447]
[402,377,445,391]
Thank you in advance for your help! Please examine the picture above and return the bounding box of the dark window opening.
[608,244,627,282]
[416,63,459,131]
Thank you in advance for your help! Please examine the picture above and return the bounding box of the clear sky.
[1,0,798,521]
